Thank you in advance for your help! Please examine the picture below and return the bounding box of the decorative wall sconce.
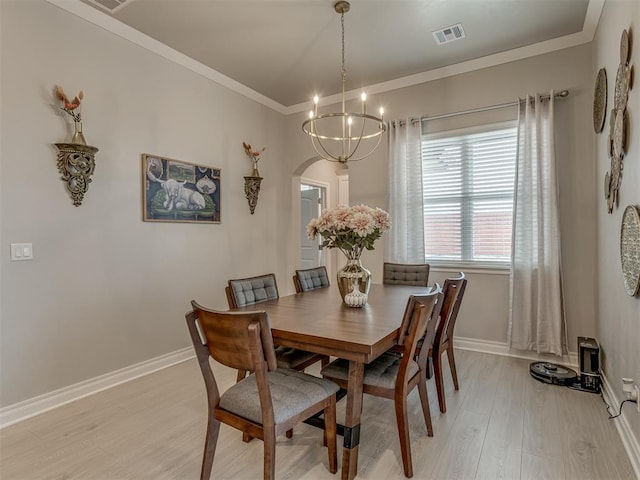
[242,142,265,214]
[244,174,263,215]
[54,85,98,206]
[54,143,98,206]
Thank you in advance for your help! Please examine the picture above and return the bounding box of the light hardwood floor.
[1,350,635,479]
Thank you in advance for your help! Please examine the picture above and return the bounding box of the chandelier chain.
[341,10,346,97]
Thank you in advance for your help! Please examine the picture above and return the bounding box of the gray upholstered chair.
[186,301,338,480]
[226,273,279,308]
[383,262,430,287]
[226,274,329,381]
[293,266,330,293]
[321,288,443,478]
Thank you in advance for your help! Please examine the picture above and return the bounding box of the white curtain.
[386,118,424,263]
[508,92,567,356]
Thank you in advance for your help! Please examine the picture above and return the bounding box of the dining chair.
[427,272,467,414]
[226,274,329,381]
[186,301,338,480]
[383,262,430,287]
[293,266,330,293]
[321,288,443,478]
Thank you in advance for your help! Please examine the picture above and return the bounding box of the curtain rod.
[392,90,570,127]
[420,89,569,123]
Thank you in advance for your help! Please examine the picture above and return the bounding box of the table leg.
[341,360,364,480]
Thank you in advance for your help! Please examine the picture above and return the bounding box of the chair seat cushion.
[274,346,319,369]
[219,368,339,425]
[322,353,419,390]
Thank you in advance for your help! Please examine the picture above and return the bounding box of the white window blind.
[421,123,517,265]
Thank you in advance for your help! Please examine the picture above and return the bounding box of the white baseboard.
[0,347,194,429]
[453,336,578,367]
[601,372,640,479]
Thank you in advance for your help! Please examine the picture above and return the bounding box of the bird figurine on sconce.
[54,85,98,207]
[242,142,264,214]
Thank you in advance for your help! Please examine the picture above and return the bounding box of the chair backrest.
[226,273,279,308]
[395,289,443,388]
[189,300,277,373]
[383,262,430,287]
[396,284,443,347]
[294,266,330,293]
[186,301,278,425]
[432,272,467,351]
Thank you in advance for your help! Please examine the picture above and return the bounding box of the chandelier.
[301,1,386,164]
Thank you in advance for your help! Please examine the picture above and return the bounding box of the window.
[421,122,517,265]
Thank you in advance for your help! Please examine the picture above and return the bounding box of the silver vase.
[336,258,371,307]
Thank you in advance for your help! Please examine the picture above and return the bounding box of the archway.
[291,156,349,283]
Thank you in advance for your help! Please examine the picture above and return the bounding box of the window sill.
[429,263,510,276]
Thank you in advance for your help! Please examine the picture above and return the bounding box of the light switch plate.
[10,243,33,261]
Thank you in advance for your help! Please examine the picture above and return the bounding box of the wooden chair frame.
[428,273,467,413]
[186,302,337,480]
[323,290,443,478]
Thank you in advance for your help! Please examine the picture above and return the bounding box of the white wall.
[592,0,640,447]
[0,1,290,406]
[286,44,596,348]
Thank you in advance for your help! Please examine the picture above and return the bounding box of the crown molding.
[44,0,288,114]
[45,0,604,117]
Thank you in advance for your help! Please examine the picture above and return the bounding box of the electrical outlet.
[622,378,640,412]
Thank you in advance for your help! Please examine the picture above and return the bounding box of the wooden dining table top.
[232,283,431,363]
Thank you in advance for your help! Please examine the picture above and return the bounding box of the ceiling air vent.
[85,0,133,13]
[432,23,466,45]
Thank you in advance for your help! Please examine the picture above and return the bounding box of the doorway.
[300,182,327,269]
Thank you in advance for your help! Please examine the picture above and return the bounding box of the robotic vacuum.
[529,362,578,386]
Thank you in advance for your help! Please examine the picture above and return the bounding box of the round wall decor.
[593,68,607,133]
[605,28,633,214]
[620,28,630,64]
[614,62,631,111]
[621,205,640,296]
[612,108,627,159]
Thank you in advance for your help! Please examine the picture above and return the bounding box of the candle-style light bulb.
[361,92,367,114]
[313,95,319,105]
[309,110,314,119]
[313,95,319,116]
[379,107,384,119]
[347,117,353,125]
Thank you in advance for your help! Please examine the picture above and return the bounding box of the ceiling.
[71,0,600,112]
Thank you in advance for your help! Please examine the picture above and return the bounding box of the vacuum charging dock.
[529,337,601,394]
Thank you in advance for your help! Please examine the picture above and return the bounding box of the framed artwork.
[142,154,221,223]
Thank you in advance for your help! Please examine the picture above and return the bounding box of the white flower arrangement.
[306,204,391,260]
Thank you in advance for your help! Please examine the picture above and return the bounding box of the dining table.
[230,282,431,480]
